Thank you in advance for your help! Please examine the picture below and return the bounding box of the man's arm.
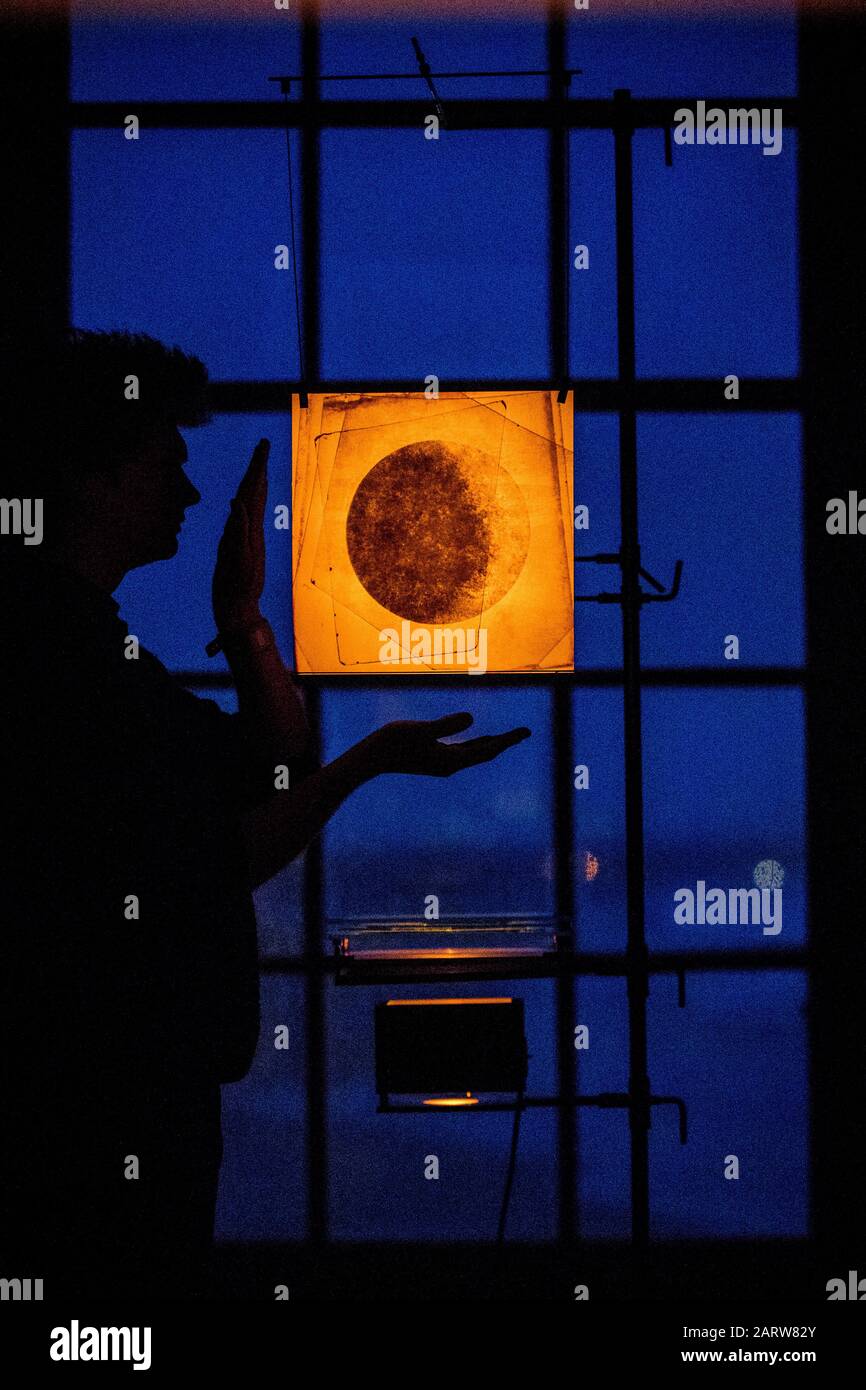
[212,441,530,885]
[221,621,316,771]
[242,713,530,889]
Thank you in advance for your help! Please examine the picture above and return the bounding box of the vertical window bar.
[300,7,327,1245]
[549,8,578,1245]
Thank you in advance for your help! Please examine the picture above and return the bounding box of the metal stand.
[276,45,688,1252]
[573,89,684,1247]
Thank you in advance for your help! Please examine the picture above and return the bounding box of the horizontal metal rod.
[207,379,802,413]
[268,69,582,82]
[178,669,808,689]
[379,1094,678,1111]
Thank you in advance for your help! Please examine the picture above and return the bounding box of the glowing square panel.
[292,391,574,674]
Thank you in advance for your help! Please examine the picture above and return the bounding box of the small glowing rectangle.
[385,998,513,1006]
[292,390,573,673]
[332,918,564,960]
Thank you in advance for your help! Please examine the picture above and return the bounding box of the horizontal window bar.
[208,380,801,413]
[70,97,801,132]
[259,949,808,975]
[179,669,807,690]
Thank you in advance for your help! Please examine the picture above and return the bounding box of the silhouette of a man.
[0,330,529,1300]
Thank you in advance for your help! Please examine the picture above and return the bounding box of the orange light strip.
[423,1095,480,1107]
[385,997,512,1006]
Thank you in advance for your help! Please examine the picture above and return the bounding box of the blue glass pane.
[215,976,307,1242]
[569,134,618,378]
[115,414,293,672]
[321,18,549,100]
[567,13,797,98]
[644,689,807,952]
[72,17,301,101]
[634,130,799,378]
[572,688,627,953]
[574,977,630,1238]
[638,414,804,667]
[649,971,807,1237]
[72,131,302,381]
[577,971,808,1238]
[327,978,557,1240]
[320,130,550,380]
[575,416,804,669]
[573,414,621,667]
[321,688,555,922]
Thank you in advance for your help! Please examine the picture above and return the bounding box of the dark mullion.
[299,13,327,1252]
[209,378,801,413]
[70,96,800,132]
[260,949,809,976]
[549,8,577,1248]
[613,88,652,1253]
[800,7,866,1258]
[179,668,808,689]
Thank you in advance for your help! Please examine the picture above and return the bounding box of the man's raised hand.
[212,438,270,632]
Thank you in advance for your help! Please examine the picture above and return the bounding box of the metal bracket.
[575,549,683,606]
[649,1095,688,1144]
[379,1090,688,1145]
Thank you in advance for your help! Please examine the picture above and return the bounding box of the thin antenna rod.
[281,90,306,385]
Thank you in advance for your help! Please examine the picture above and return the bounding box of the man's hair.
[4,328,211,501]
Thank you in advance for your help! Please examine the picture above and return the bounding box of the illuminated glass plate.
[331,915,572,983]
[292,391,574,674]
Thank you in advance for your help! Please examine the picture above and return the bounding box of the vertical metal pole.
[613,89,651,1250]
[300,7,327,1248]
[548,8,578,1247]
[301,7,321,388]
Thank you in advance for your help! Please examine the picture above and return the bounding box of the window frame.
[69,10,807,1248]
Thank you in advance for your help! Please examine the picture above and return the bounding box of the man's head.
[8,329,212,581]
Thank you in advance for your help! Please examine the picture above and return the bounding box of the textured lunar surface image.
[345,439,530,624]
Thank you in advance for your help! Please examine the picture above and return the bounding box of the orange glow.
[386,997,512,1006]
[349,947,541,960]
[582,851,600,883]
[423,1094,479,1107]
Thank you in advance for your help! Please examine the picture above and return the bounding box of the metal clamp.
[575,549,683,606]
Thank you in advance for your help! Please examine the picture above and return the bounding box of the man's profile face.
[113,421,202,568]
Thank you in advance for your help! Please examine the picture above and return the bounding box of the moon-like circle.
[346,440,530,624]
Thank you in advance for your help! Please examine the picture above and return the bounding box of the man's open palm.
[371,713,531,778]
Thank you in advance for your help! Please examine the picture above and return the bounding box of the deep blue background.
[71,10,806,1241]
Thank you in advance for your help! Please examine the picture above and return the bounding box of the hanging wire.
[564,99,571,392]
[282,90,306,385]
